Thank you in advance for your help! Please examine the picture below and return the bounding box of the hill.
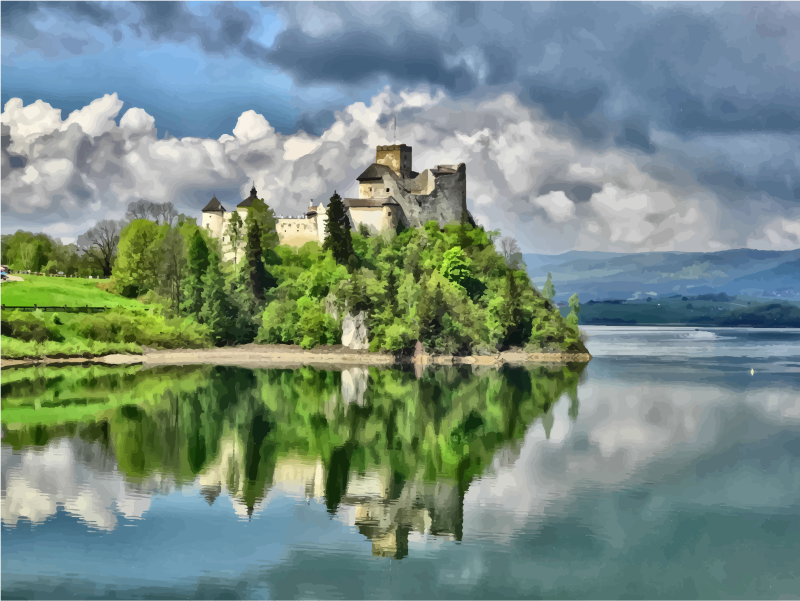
[524,248,800,303]
[560,295,800,327]
[1,275,146,309]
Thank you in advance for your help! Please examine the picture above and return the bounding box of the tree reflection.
[2,362,584,553]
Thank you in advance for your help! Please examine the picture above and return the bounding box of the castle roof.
[356,163,394,182]
[344,197,400,208]
[237,184,258,208]
[202,196,226,212]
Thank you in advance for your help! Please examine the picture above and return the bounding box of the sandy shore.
[1,344,591,369]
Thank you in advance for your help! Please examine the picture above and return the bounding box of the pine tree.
[323,191,355,268]
[183,230,210,318]
[543,272,556,301]
[200,251,236,344]
[225,210,244,264]
[243,203,275,301]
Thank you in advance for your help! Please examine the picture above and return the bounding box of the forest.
[1,195,587,358]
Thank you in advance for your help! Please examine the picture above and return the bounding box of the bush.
[68,308,211,349]
[1,311,63,343]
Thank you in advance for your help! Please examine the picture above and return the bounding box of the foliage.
[182,229,213,319]
[200,252,238,344]
[1,307,211,358]
[225,210,244,264]
[323,191,356,269]
[543,272,556,301]
[243,199,278,302]
[113,219,164,298]
[258,221,587,355]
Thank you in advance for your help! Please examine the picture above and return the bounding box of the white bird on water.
[751,368,755,375]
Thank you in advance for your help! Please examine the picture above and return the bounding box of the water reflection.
[1,362,583,556]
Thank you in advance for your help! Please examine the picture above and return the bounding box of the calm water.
[2,327,799,600]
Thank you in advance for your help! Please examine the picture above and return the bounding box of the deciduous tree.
[77,220,123,277]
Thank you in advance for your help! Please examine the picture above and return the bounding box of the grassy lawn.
[1,275,145,309]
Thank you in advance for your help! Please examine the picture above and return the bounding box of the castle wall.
[349,207,384,233]
[359,183,392,199]
[382,163,468,228]
[277,217,319,248]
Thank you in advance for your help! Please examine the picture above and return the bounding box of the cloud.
[1,438,160,531]
[4,88,800,253]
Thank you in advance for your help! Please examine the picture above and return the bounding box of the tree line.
[4,191,584,355]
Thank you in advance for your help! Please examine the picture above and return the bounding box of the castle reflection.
[2,363,583,557]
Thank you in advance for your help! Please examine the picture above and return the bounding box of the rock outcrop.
[341,311,369,350]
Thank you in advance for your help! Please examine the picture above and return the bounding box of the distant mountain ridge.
[523,248,800,302]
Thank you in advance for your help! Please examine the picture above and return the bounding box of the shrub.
[1,311,63,343]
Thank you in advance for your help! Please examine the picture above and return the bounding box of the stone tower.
[376,144,413,179]
[201,195,225,239]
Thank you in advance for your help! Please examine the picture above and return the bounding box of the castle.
[202,144,467,260]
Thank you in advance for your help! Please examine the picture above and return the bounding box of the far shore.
[0,343,592,369]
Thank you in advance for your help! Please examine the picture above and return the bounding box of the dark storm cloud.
[1,1,116,32]
[266,29,475,93]
[132,1,259,55]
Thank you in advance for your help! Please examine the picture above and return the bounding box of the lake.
[2,327,799,600]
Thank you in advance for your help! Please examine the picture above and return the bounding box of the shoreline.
[0,344,592,369]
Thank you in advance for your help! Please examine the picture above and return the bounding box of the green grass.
[0,336,142,359]
[0,275,146,309]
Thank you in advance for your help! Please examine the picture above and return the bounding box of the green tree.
[248,198,280,252]
[113,219,163,297]
[244,204,275,301]
[183,230,210,316]
[567,293,581,327]
[225,210,244,264]
[440,246,471,287]
[323,191,355,269]
[200,251,236,344]
[543,272,556,301]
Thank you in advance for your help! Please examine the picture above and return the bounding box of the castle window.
[386,188,390,192]
[387,211,391,216]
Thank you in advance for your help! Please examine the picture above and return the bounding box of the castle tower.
[381,199,400,231]
[376,144,412,179]
[237,183,259,216]
[307,201,328,244]
[201,195,226,239]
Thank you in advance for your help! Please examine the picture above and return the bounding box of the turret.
[201,195,226,239]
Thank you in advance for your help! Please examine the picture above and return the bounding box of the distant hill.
[558,295,800,327]
[524,248,800,302]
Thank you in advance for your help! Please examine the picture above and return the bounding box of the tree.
[499,236,520,262]
[225,210,244,264]
[248,198,280,252]
[51,241,80,276]
[323,191,355,268]
[153,202,178,226]
[567,293,581,327]
[125,199,158,222]
[440,246,471,287]
[200,251,236,344]
[77,220,123,277]
[113,219,163,297]
[15,242,36,271]
[243,203,274,301]
[183,230,210,317]
[157,223,187,311]
[543,272,556,301]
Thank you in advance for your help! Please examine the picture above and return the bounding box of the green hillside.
[1,275,145,309]
[561,294,800,327]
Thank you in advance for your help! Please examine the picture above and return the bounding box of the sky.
[2,1,800,254]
